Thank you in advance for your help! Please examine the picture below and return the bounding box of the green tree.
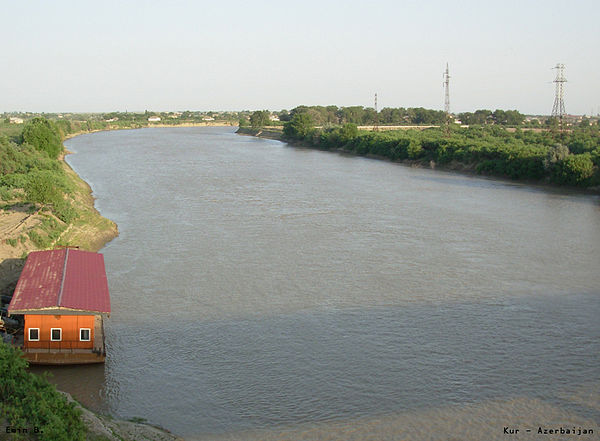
[339,106,366,124]
[339,123,359,143]
[283,113,314,139]
[278,109,291,121]
[545,117,559,128]
[552,154,595,185]
[21,117,63,159]
[250,110,271,129]
[25,170,62,206]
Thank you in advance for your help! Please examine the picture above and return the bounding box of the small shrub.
[0,186,12,201]
[53,200,77,223]
[28,230,51,248]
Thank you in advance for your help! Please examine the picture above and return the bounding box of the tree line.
[281,111,600,188]
[247,105,533,128]
[276,105,447,126]
[457,109,525,126]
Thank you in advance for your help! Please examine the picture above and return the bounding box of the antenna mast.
[551,63,567,130]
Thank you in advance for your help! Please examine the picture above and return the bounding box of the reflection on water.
[29,363,109,414]
[55,127,600,439]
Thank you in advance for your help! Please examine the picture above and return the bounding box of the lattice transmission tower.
[443,63,450,114]
[551,63,567,129]
[443,63,450,134]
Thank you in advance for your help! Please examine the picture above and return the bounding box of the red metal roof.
[8,249,111,314]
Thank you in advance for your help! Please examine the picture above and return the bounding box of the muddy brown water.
[35,127,600,440]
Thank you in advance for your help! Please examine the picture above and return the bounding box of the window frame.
[50,328,62,342]
[28,328,40,341]
[79,328,91,342]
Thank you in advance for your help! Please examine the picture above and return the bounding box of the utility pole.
[551,63,567,131]
[443,63,450,135]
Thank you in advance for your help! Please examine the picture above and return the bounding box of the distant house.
[269,114,280,122]
[105,117,119,122]
[148,116,161,122]
[202,116,215,121]
[8,248,111,365]
[9,117,24,124]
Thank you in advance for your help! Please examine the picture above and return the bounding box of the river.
[48,126,600,440]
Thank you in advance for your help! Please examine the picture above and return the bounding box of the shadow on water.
[409,172,600,205]
[277,137,600,206]
[100,292,599,436]
[29,363,109,414]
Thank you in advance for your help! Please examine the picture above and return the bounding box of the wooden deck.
[23,351,105,365]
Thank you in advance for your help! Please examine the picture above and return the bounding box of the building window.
[80,328,91,341]
[50,328,62,341]
[28,328,40,341]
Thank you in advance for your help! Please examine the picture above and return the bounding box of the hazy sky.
[1,0,599,115]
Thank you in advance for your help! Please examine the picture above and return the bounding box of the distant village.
[2,109,599,129]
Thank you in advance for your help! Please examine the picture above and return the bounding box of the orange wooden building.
[8,248,111,364]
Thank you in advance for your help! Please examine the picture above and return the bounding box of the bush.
[407,139,423,159]
[53,199,77,224]
[0,186,12,201]
[28,230,51,248]
[0,341,87,441]
[24,170,63,206]
[552,154,596,186]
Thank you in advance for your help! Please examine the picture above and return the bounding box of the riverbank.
[67,391,183,441]
[0,163,118,300]
[236,126,284,140]
[2,121,243,290]
[0,124,181,441]
[236,126,600,193]
[0,126,182,440]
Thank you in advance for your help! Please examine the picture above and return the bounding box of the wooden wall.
[24,314,95,350]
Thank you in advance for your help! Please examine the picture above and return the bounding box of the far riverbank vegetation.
[2,110,244,141]
[242,105,600,189]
